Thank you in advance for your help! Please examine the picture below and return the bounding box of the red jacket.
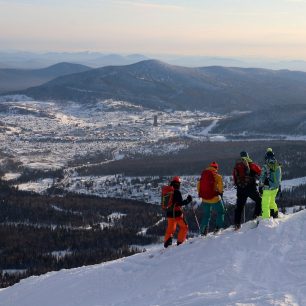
[233,159,261,187]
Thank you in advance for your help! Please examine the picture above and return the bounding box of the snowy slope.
[1,211,306,306]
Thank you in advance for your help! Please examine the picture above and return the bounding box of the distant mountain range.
[0,51,149,69]
[0,62,91,93]
[2,51,306,71]
[167,56,306,71]
[2,59,306,135]
[17,60,306,114]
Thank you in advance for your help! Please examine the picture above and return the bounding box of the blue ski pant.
[200,200,225,233]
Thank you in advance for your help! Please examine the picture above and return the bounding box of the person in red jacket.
[233,151,262,230]
[164,176,192,248]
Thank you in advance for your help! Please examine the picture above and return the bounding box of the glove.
[219,192,224,197]
[259,186,263,195]
[187,195,193,203]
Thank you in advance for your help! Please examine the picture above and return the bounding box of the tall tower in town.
[153,115,158,126]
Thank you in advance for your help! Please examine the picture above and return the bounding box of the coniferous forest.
[0,180,161,288]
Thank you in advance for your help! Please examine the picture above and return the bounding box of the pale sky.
[1,0,306,59]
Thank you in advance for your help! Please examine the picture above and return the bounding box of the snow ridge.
[1,211,306,306]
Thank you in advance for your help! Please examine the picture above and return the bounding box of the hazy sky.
[1,0,306,59]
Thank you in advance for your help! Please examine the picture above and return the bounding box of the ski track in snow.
[1,211,306,306]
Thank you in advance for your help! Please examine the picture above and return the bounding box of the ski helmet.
[171,176,181,184]
[210,161,219,170]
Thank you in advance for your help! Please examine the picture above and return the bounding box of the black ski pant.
[234,186,262,226]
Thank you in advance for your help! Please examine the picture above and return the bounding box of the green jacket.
[259,161,281,190]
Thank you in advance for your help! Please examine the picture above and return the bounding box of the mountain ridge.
[16,59,306,113]
[0,51,150,69]
[2,51,306,71]
[0,62,92,93]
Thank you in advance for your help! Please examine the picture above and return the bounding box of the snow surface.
[1,211,306,306]
[282,177,306,190]
[0,99,220,170]
[1,172,21,181]
[17,178,54,193]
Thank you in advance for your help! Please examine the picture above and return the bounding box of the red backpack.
[233,158,251,187]
[161,185,174,210]
[199,169,218,200]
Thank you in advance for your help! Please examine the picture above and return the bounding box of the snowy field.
[0,98,221,170]
[1,210,306,306]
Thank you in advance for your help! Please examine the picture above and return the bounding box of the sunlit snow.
[1,211,306,306]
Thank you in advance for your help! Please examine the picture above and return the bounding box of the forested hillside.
[0,181,161,287]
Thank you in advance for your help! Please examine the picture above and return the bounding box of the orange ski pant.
[164,216,188,244]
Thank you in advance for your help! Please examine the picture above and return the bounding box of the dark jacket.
[166,189,189,218]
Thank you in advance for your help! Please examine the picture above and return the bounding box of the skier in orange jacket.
[164,176,192,248]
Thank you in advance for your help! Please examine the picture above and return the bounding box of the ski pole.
[221,196,233,226]
[191,201,201,235]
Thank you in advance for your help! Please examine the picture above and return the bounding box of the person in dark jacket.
[164,176,192,248]
[233,151,262,230]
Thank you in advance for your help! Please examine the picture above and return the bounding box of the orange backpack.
[199,169,218,200]
[161,185,174,210]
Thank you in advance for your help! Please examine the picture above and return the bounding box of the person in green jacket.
[259,148,282,219]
